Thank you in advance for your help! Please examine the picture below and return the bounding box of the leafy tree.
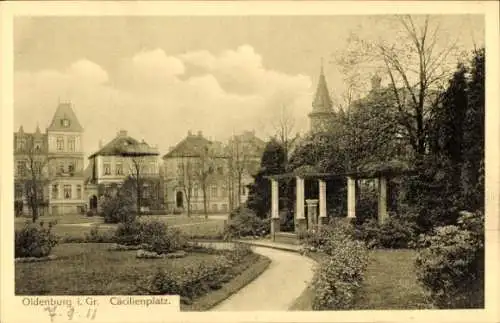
[246,139,286,218]
[462,48,485,210]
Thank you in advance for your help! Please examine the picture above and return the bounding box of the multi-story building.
[86,130,162,211]
[162,131,231,214]
[14,102,87,216]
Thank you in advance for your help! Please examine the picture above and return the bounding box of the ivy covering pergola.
[265,166,416,240]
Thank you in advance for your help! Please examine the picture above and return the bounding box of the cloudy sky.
[14,15,484,159]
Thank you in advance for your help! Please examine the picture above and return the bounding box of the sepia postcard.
[1,1,499,323]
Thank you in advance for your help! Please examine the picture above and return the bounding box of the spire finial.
[320,57,324,75]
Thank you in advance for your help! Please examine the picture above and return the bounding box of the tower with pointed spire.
[308,60,335,134]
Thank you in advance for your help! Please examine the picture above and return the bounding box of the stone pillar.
[378,176,388,225]
[306,199,319,228]
[318,179,328,226]
[270,179,280,239]
[295,176,307,234]
[347,176,356,219]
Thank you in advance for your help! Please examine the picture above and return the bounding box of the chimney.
[98,140,103,149]
[197,130,203,137]
[188,130,192,137]
[118,130,127,137]
[169,146,174,152]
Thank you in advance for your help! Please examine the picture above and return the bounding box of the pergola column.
[378,176,388,225]
[318,179,328,226]
[270,178,280,239]
[347,176,356,219]
[295,176,307,234]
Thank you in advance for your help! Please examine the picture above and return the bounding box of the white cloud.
[15,45,314,163]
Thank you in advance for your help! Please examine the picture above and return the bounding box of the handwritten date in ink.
[45,305,97,322]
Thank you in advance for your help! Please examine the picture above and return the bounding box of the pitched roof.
[311,65,333,113]
[89,132,159,158]
[47,103,84,132]
[163,132,227,159]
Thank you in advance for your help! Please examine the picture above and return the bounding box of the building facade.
[163,131,232,214]
[14,102,87,216]
[86,130,162,211]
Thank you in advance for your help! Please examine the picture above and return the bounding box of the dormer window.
[61,119,70,127]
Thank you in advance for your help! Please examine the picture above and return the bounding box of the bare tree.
[227,135,249,208]
[272,104,300,169]
[340,15,460,157]
[122,144,159,215]
[23,136,48,223]
[196,146,215,219]
[177,157,195,217]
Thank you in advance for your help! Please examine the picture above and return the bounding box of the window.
[193,184,199,198]
[221,185,228,197]
[15,184,24,199]
[17,139,25,151]
[149,162,156,175]
[58,161,65,174]
[222,204,228,212]
[211,185,218,198]
[68,162,75,174]
[56,137,64,151]
[17,161,26,177]
[34,161,42,174]
[68,137,75,152]
[61,119,70,127]
[142,184,149,198]
[76,185,82,199]
[116,162,123,175]
[64,185,71,199]
[217,166,223,175]
[104,162,111,175]
[212,204,218,212]
[52,184,59,199]
[34,141,42,151]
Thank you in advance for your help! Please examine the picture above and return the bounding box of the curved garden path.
[211,246,316,311]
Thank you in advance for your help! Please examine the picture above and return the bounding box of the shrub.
[140,244,253,302]
[310,237,369,310]
[224,206,269,239]
[100,191,136,224]
[86,210,95,217]
[114,220,187,254]
[84,225,115,243]
[15,221,59,258]
[301,218,356,254]
[415,211,484,308]
[355,217,418,249]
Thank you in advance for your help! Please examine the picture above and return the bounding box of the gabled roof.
[163,132,227,159]
[47,103,84,132]
[89,132,159,159]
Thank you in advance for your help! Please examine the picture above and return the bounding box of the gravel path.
[211,246,316,311]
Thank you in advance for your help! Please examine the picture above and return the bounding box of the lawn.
[16,242,270,311]
[290,249,432,310]
[14,214,226,240]
[353,249,433,309]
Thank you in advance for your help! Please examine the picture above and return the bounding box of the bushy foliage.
[84,225,116,243]
[303,220,369,310]
[415,211,484,308]
[355,217,418,249]
[15,221,59,258]
[114,220,187,254]
[100,188,136,224]
[246,139,286,218]
[224,206,270,239]
[141,244,253,303]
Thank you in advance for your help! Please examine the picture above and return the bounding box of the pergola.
[265,168,416,239]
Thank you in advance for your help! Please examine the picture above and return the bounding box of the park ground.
[15,214,431,310]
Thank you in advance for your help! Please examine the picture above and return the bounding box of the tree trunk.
[202,183,208,219]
